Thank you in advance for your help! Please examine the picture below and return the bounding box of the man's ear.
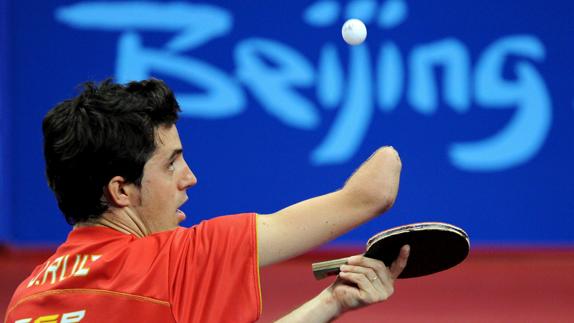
[104,176,137,207]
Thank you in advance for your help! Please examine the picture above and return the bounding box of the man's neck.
[74,209,149,238]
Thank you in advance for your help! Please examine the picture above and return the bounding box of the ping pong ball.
[342,19,367,46]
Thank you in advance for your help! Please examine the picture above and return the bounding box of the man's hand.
[275,245,410,322]
[327,245,410,314]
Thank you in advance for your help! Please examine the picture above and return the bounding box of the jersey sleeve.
[167,213,261,323]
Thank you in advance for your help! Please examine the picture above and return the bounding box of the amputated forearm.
[257,147,402,266]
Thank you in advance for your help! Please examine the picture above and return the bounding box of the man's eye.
[168,161,176,171]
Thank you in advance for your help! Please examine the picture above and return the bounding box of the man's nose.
[179,165,197,190]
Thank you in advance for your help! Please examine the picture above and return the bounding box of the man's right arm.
[275,246,410,322]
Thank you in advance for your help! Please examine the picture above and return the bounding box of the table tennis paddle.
[312,222,470,279]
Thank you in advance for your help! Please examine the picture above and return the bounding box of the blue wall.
[0,0,11,241]
[2,0,573,245]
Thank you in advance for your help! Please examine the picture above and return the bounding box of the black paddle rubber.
[364,223,470,279]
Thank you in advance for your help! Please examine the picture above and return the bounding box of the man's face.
[132,124,197,233]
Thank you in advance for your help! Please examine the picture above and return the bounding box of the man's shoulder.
[191,212,257,230]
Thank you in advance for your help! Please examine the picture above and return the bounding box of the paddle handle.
[311,257,349,280]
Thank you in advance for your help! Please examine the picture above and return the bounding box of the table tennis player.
[4,78,409,323]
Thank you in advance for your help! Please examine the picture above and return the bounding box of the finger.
[340,264,380,284]
[390,245,410,280]
[346,255,391,283]
[347,255,387,269]
[338,271,378,300]
[339,271,394,303]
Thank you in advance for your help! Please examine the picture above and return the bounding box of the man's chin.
[176,209,186,223]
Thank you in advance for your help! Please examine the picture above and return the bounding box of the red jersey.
[4,213,262,323]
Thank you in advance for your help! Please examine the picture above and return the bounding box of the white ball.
[341,19,367,46]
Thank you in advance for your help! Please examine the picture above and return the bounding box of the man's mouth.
[176,196,188,223]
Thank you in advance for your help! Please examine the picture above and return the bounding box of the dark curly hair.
[43,78,181,225]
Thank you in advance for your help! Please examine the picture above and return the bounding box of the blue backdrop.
[1,0,573,245]
[0,0,11,241]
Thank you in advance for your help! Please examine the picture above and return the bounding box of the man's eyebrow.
[167,149,183,162]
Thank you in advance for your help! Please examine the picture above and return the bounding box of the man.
[5,79,409,322]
